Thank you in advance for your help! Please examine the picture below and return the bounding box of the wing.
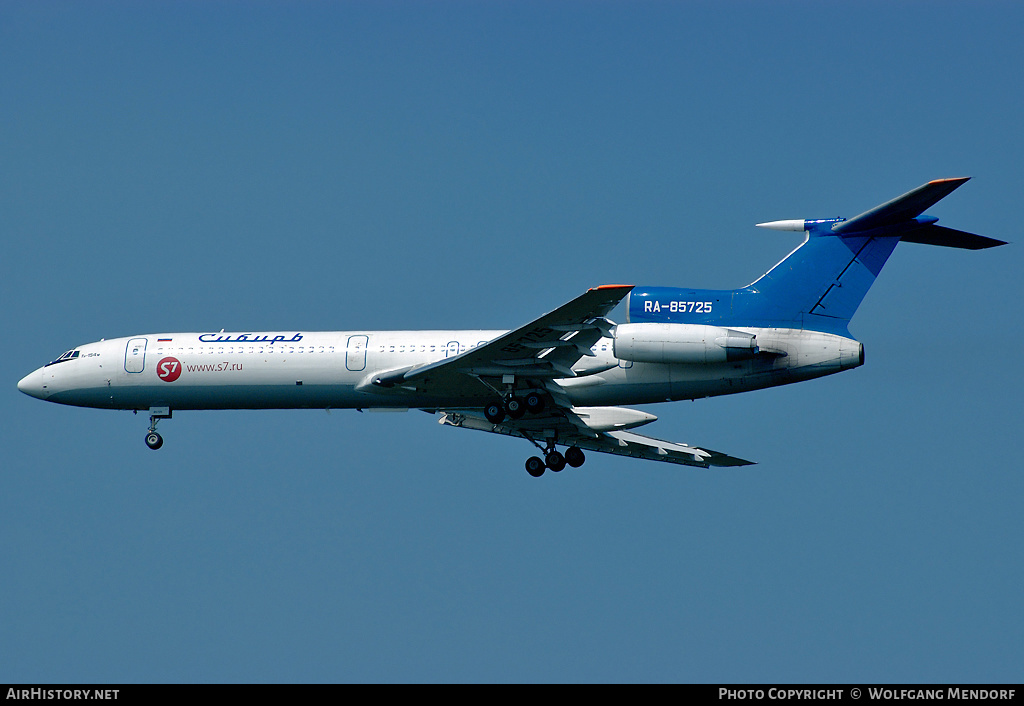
[363,282,750,467]
[438,407,754,468]
[365,284,633,399]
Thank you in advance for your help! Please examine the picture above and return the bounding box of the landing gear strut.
[145,407,171,450]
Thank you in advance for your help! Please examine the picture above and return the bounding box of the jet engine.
[613,323,758,364]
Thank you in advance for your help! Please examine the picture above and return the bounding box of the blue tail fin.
[628,178,1005,336]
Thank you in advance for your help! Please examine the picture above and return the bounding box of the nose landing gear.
[144,407,172,450]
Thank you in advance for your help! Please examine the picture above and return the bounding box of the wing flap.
[603,430,755,467]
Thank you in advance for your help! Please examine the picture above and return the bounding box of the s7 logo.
[157,357,182,382]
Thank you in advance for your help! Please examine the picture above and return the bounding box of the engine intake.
[614,323,758,364]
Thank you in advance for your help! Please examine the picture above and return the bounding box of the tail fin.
[628,178,1006,335]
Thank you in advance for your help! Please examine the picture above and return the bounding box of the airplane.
[17,178,1006,476]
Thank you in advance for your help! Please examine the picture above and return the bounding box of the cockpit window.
[45,350,80,367]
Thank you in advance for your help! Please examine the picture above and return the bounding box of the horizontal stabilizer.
[899,224,1007,250]
[832,177,970,234]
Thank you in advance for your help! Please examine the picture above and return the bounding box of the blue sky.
[2,1,1022,683]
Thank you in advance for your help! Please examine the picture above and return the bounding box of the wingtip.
[928,176,971,185]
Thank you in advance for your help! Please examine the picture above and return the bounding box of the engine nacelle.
[613,323,758,364]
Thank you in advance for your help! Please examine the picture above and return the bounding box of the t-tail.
[627,178,1006,336]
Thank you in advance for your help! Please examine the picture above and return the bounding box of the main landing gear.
[524,440,586,478]
[144,407,172,450]
[484,391,546,424]
[478,389,582,477]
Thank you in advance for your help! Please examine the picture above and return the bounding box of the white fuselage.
[18,327,863,412]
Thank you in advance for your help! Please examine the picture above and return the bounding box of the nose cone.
[17,369,46,399]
